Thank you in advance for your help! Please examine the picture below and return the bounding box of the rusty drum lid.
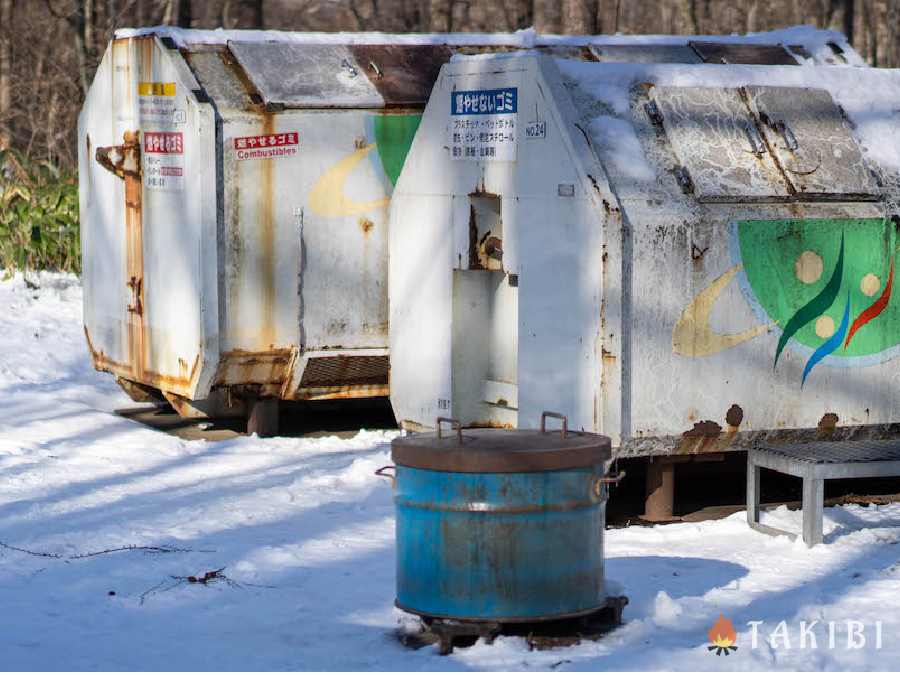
[391,414,612,473]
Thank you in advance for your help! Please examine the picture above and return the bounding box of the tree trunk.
[534,0,562,33]
[0,0,12,150]
[236,0,264,28]
[177,0,192,27]
[71,1,91,96]
[561,0,599,34]
[888,0,900,67]
[843,0,855,44]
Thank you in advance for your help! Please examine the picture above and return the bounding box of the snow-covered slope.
[0,273,898,670]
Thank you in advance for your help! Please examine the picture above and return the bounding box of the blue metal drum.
[390,415,613,622]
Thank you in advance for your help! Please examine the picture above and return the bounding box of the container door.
[744,86,878,200]
[649,86,791,202]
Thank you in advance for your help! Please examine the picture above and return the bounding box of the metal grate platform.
[759,439,900,464]
[747,439,900,547]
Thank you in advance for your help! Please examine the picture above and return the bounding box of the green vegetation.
[0,150,80,274]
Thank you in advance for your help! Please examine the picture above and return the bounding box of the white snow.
[1,271,900,669]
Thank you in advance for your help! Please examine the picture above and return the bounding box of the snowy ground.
[1,272,899,670]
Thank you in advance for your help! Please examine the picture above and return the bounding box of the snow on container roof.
[114,24,858,62]
[114,26,865,109]
[552,57,900,199]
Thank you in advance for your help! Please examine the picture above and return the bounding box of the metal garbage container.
[389,413,615,622]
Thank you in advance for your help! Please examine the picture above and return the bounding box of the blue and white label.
[451,88,517,116]
[450,87,517,161]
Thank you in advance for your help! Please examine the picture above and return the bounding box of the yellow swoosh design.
[672,263,768,357]
[308,144,389,218]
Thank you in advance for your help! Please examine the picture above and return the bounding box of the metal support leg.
[643,460,675,521]
[747,456,760,527]
[247,398,279,437]
[801,477,824,547]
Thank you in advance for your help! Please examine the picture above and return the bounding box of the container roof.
[116,25,860,66]
[114,25,863,110]
[551,57,900,201]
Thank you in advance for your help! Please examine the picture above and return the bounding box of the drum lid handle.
[436,417,463,443]
[540,411,568,439]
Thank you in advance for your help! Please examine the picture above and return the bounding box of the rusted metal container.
[77,27,854,433]
[389,37,900,461]
[77,31,461,430]
[390,414,614,621]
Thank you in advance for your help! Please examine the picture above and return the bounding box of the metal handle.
[436,417,462,443]
[592,470,626,498]
[540,411,568,439]
[374,465,395,479]
[599,470,626,484]
[374,465,396,489]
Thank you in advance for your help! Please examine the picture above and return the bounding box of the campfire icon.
[707,614,739,655]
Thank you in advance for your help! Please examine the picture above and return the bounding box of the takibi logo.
[708,614,739,655]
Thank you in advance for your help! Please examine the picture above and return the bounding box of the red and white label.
[233,132,299,160]
[143,131,183,154]
[143,132,185,191]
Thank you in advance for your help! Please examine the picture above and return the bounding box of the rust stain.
[116,377,165,403]
[259,113,277,350]
[684,420,723,437]
[290,384,390,401]
[466,420,516,430]
[213,348,293,386]
[84,326,199,396]
[349,44,452,107]
[96,129,145,382]
[818,412,839,431]
[213,46,266,111]
[725,403,744,429]
[359,217,374,235]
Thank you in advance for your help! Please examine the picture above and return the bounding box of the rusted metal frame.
[410,594,628,655]
[289,384,391,400]
[85,328,200,398]
[281,348,390,400]
[212,348,294,386]
[348,44,453,108]
[619,422,900,458]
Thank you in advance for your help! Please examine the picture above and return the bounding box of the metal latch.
[95,130,141,181]
[774,120,799,152]
[127,276,143,316]
[744,123,766,157]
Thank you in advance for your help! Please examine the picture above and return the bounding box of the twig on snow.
[0,541,213,560]
[139,567,276,605]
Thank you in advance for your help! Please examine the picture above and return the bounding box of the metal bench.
[747,439,900,547]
